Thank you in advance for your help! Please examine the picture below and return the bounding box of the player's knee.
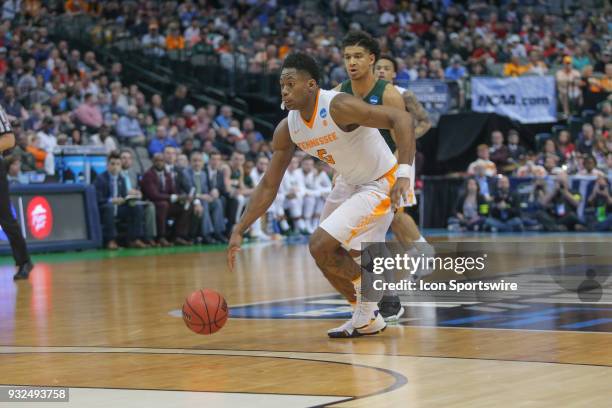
[308,230,334,260]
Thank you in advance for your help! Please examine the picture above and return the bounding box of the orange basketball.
[182,289,228,335]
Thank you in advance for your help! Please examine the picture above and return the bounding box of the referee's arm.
[0,105,15,152]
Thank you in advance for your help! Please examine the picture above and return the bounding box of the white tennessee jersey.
[287,89,396,185]
[394,85,407,94]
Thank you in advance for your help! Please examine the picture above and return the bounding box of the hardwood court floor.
[0,233,610,407]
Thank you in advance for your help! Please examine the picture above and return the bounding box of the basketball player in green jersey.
[335,31,433,321]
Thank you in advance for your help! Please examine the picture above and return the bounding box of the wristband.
[396,164,413,179]
[170,194,178,203]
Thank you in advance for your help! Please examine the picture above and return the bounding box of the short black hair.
[281,53,321,83]
[108,150,121,162]
[342,30,380,60]
[377,54,397,73]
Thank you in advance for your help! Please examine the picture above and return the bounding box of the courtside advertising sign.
[471,76,557,123]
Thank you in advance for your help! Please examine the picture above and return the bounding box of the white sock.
[416,235,427,243]
[280,219,290,232]
[296,219,306,231]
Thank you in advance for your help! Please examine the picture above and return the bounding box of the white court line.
[0,386,348,408]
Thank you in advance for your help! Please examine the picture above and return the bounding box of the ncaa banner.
[471,76,556,123]
[400,80,450,125]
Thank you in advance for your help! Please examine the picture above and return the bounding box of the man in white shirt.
[249,155,273,240]
[467,144,498,177]
[36,117,56,175]
[279,156,306,234]
[300,157,332,233]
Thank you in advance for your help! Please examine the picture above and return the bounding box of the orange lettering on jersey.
[296,132,337,151]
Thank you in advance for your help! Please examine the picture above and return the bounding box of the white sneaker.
[327,313,386,338]
[351,278,381,329]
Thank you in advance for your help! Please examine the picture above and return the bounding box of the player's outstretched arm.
[402,90,432,138]
[227,118,295,270]
[330,93,415,207]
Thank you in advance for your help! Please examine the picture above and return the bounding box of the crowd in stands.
[74,0,612,115]
[1,1,611,243]
[449,99,612,232]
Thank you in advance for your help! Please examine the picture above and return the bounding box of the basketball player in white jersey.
[228,53,416,338]
[335,31,433,322]
[279,156,306,234]
[300,156,332,233]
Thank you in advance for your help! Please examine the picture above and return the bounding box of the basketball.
[182,289,228,335]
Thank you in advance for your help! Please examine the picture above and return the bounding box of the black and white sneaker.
[378,295,405,322]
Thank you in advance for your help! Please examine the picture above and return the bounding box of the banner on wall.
[471,76,557,123]
[401,80,450,125]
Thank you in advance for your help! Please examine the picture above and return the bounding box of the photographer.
[585,175,612,231]
[485,176,524,232]
[536,172,586,231]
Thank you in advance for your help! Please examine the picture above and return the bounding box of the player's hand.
[227,229,243,272]
[391,177,411,210]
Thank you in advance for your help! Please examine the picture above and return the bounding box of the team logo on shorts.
[369,95,379,104]
[319,107,328,118]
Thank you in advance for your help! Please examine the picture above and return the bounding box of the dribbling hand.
[391,177,411,210]
[227,229,243,272]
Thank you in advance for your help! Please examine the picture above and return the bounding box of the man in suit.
[204,151,228,235]
[119,149,157,245]
[140,152,192,246]
[183,152,227,244]
[94,151,148,249]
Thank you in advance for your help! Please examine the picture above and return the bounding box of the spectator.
[165,85,188,116]
[183,151,227,244]
[148,125,178,156]
[140,153,192,246]
[25,133,47,171]
[215,105,233,129]
[225,151,252,236]
[556,56,582,117]
[467,144,497,177]
[507,129,525,164]
[485,176,524,232]
[11,131,37,172]
[94,151,148,250]
[539,139,563,165]
[73,93,103,131]
[165,23,185,51]
[585,175,612,231]
[444,55,467,81]
[6,155,27,184]
[526,50,548,75]
[150,94,166,121]
[89,124,118,153]
[578,155,605,177]
[577,123,595,155]
[447,178,488,232]
[557,130,575,160]
[142,22,165,57]
[503,55,529,77]
[119,149,157,246]
[536,172,586,232]
[489,130,510,171]
[116,105,146,146]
